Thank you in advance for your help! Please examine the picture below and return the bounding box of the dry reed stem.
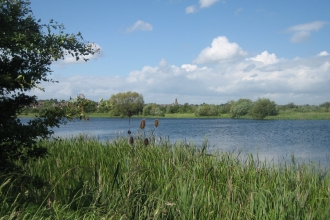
[127,110,132,117]
[129,136,134,145]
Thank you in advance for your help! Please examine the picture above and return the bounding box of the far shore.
[18,112,330,120]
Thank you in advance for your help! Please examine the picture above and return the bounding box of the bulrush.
[140,119,146,129]
[128,136,134,145]
[144,138,149,146]
[154,119,159,128]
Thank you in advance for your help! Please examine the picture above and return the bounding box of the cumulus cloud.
[246,51,278,65]
[318,51,329,56]
[286,21,328,43]
[30,36,330,105]
[185,5,197,13]
[126,20,153,33]
[193,36,247,64]
[199,0,219,8]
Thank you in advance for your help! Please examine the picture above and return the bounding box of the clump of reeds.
[2,137,330,219]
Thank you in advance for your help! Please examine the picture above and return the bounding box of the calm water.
[21,118,330,166]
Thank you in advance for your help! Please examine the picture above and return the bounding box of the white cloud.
[246,51,278,65]
[185,5,197,14]
[126,20,153,33]
[318,51,329,56]
[287,21,328,32]
[199,0,219,8]
[193,36,247,64]
[286,21,328,43]
[30,36,330,105]
[57,43,102,65]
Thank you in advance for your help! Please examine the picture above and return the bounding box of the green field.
[1,136,330,219]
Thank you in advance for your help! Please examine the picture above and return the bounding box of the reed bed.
[1,136,330,219]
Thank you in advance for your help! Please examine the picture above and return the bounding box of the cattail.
[154,119,159,128]
[127,110,132,117]
[140,119,146,129]
[129,136,134,145]
[144,138,149,146]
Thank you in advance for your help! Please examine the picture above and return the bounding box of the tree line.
[24,91,330,120]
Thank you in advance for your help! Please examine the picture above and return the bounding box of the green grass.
[1,136,330,219]
[267,112,330,120]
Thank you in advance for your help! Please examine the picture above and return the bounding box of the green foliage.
[143,103,165,117]
[108,91,144,117]
[249,98,278,119]
[97,98,111,113]
[0,0,95,172]
[230,98,253,118]
[218,101,234,114]
[195,104,219,116]
[320,102,330,109]
[1,137,329,218]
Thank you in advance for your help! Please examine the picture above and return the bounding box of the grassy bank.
[1,137,329,219]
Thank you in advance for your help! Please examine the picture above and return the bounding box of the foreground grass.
[1,137,330,219]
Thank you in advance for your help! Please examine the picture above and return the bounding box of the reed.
[1,136,330,219]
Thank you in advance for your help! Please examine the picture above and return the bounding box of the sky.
[28,0,330,105]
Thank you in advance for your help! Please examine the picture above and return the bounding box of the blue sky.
[29,0,330,105]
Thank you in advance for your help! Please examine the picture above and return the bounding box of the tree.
[249,98,278,119]
[108,91,144,116]
[195,104,219,117]
[143,103,165,117]
[230,99,253,118]
[97,98,111,113]
[0,0,96,172]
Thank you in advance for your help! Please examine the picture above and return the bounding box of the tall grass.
[1,136,330,219]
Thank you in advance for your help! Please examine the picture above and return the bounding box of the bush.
[249,98,278,119]
[195,104,219,116]
[230,99,253,118]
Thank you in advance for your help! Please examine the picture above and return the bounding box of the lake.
[21,118,330,167]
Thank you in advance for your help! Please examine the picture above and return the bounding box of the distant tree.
[143,103,165,117]
[0,0,95,172]
[195,104,219,117]
[320,102,330,112]
[219,101,234,114]
[230,99,253,118]
[108,91,144,116]
[97,98,110,113]
[249,98,277,119]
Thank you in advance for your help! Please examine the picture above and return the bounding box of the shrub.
[249,98,278,119]
[230,99,253,118]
